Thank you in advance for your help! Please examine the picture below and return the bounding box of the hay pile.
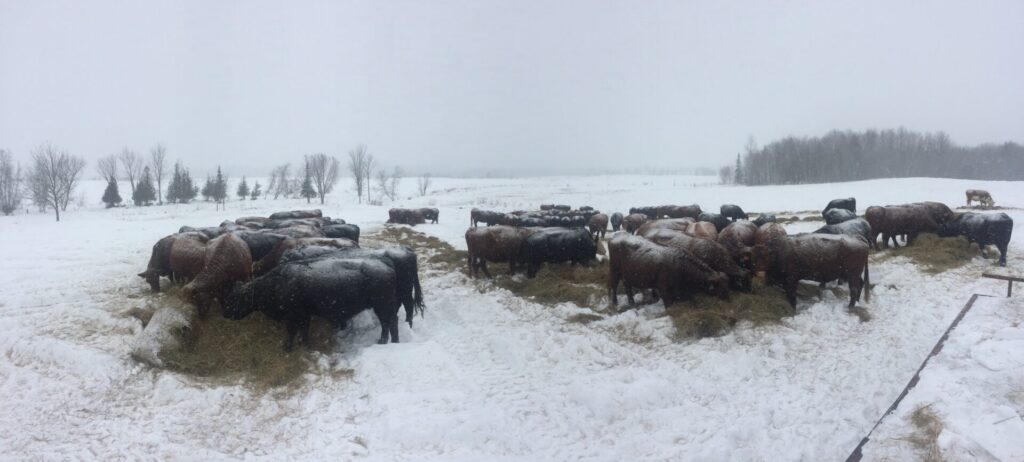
[877,233,989,273]
[665,278,795,338]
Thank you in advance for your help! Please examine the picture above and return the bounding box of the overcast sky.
[1,0,1022,177]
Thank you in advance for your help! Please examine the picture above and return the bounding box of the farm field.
[1,175,1022,460]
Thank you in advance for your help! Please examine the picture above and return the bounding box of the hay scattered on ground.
[566,313,604,325]
[664,278,795,338]
[900,404,945,462]
[875,233,991,274]
[157,303,339,392]
[491,260,608,308]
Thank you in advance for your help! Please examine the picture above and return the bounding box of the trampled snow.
[0,175,1022,460]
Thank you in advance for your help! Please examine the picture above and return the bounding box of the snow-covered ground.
[1,175,1022,460]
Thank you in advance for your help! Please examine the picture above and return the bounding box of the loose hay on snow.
[491,260,608,308]
[665,278,795,338]
[900,404,945,462]
[876,233,992,274]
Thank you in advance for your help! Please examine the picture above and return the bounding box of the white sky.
[1,0,1022,177]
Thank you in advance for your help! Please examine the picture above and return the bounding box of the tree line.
[719,128,1024,185]
[0,142,434,221]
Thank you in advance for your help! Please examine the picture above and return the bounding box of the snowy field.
[1,175,1022,460]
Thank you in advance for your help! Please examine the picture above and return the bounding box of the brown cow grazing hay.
[688,221,718,240]
[753,233,870,309]
[465,225,535,278]
[608,233,730,309]
[138,232,210,292]
[865,205,938,248]
[635,218,694,236]
[182,233,253,317]
[622,213,649,234]
[588,213,609,240]
[718,221,758,268]
[966,189,994,207]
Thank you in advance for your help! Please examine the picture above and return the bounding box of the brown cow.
[640,228,751,291]
[635,218,694,236]
[465,225,535,278]
[966,189,994,207]
[863,206,938,248]
[588,213,609,240]
[755,222,788,247]
[656,204,703,219]
[182,233,253,316]
[752,233,870,308]
[608,233,729,308]
[253,237,359,276]
[137,232,209,292]
[622,213,649,234]
[688,222,718,240]
[718,221,758,268]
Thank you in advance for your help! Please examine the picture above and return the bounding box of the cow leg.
[625,284,636,306]
[848,274,863,308]
[481,260,493,279]
[284,318,303,352]
[785,279,799,308]
[389,309,400,343]
[997,242,1008,266]
[468,254,476,278]
[608,270,620,307]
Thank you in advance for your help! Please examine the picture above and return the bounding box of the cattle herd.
[135,189,1012,353]
[465,189,1012,311]
[138,209,425,351]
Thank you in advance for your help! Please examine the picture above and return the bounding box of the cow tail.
[413,270,425,317]
[863,258,871,302]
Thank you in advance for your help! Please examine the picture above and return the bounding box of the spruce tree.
[181,169,197,203]
[200,176,210,201]
[166,164,182,204]
[300,166,316,203]
[212,167,227,206]
[250,181,261,200]
[134,167,157,205]
[733,154,743,185]
[236,176,249,200]
[102,179,122,208]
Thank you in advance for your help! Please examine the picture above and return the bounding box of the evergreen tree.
[134,167,157,205]
[201,176,213,201]
[166,164,182,203]
[101,179,122,208]
[212,166,227,206]
[300,165,316,203]
[250,181,261,200]
[236,176,249,200]
[181,168,198,203]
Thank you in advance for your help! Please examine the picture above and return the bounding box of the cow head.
[751,245,773,274]
[222,281,256,320]
[710,272,731,300]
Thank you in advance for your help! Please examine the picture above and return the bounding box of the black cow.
[231,231,288,261]
[752,214,776,227]
[323,223,361,243]
[720,204,748,222]
[813,218,873,249]
[579,206,594,212]
[519,228,597,278]
[938,212,1013,266]
[823,208,857,225]
[629,206,659,219]
[610,212,624,231]
[823,198,856,214]
[224,257,401,350]
[269,209,323,220]
[697,212,731,232]
[281,245,425,325]
[553,204,572,212]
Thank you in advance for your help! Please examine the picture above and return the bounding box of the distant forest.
[720,128,1024,185]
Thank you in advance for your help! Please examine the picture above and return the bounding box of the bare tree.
[27,143,86,221]
[347,144,370,203]
[96,154,119,183]
[149,143,167,205]
[306,153,340,204]
[364,152,375,202]
[268,163,290,199]
[417,173,431,196]
[119,147,143,197]
[375,167,402,201]
[0,150,25,215]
